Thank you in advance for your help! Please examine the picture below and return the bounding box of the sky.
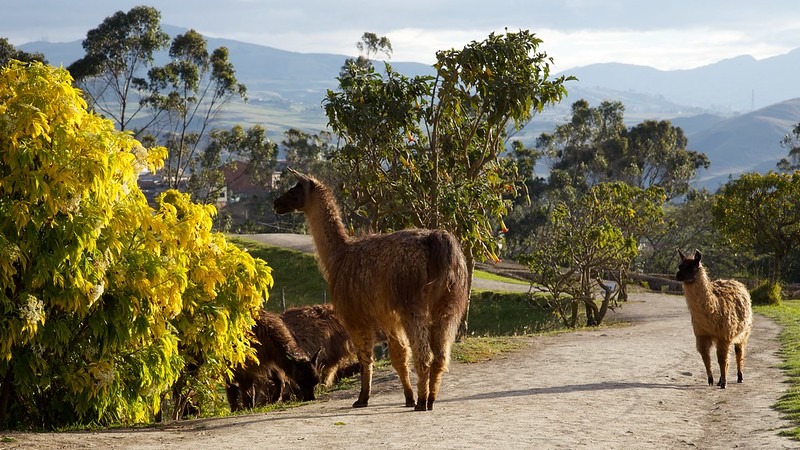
[2,0,799,71]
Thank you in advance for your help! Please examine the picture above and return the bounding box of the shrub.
[750,281,782,306]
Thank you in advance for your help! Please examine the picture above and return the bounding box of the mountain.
[17,31,800,190]
[682,98,800,188]
[562,49,800,113]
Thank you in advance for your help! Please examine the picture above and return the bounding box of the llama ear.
[694,250,702,262]
[287,167,306,180]
[677,249,686,260]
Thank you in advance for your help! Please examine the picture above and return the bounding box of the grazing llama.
[226,310,320,411]
[273,169,469,411]
[280,304,360,387]
[675,249,753,388]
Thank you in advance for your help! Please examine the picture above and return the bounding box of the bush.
[468,291,562,336]
[750,281,782,306]
[0,62,272,428]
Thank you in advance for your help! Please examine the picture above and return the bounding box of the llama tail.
[426,230,468,289]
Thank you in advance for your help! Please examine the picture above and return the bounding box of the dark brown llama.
[676,249,753,388]
[273,169,469,411]
[280,304,360,387]
[226,310,320,411]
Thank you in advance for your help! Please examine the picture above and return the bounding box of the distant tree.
[538,99,708,199]
[712,171,800,284]
[142,29,247,189]
[778,122,800,171]
[340,31,393,76]
[0,37,46,67]
[67,6,170,135]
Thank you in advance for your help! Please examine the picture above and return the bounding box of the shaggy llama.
[226,310,320,411]
[675,249,753,388]
[273,169,469,411]
[280,304,360,387]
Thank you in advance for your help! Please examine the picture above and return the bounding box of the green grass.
[451,336,528,363]
[228,237,330,312]
[473,270,530,285]
[755,300,800,439]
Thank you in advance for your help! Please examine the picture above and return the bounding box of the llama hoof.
[707,377,714,386]
[717,381,727,389]
[738,372,744,383]
[353,400,369,408]
[426,399,434,410]
[414,402,428,411]
[405,398,416,407]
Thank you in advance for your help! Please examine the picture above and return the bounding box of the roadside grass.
[754,300,800,439]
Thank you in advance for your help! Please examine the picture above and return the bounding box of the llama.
[273,169,469,411]
[280,304,360,387]
[675,249,753,388]
[226,309,320,411]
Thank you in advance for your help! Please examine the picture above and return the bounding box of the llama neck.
[682,267,718,310]
[304,186,349,278]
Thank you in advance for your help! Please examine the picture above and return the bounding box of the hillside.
[686,98,800,187]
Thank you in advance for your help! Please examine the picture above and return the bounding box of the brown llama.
[675,249,753,388]
[226,310,320,411]
[273,169,469,411]
[280,304,360,387]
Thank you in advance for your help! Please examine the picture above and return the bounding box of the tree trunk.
[458,248,476,338]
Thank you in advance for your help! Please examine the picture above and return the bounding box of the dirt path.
[6,293,794,449]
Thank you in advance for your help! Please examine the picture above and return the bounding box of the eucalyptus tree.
[778,122,800,171]
[67,5,169,135]
[142,29,247,189]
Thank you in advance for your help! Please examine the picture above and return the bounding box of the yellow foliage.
[0,61,272,427]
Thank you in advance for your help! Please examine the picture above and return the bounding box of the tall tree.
[67,6,169,135]
[143,29,247,189]
[324,30,573,332]
[712,171,800,283]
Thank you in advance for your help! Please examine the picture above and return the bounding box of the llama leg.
[406,323,433,411]
[386,335,415,407]
[734,339,748,383]
[427,313,459,410]
[695,335,714,386]
[352,336,374,408]
[716,340,732,389]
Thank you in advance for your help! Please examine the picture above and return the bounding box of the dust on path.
[6,292,794,450]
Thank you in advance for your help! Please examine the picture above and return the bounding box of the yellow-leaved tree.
[0,61,272,428]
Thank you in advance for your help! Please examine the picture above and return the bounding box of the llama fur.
[226,309,320,411]
[273,169,469,411]
[676,249,753,388]
[280,304,359,387]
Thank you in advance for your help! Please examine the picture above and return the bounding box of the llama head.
[676,249,702,283]
[285,348,322,401]
[273,168,313,214]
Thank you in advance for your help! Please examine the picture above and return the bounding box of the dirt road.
[6,292,794,449]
